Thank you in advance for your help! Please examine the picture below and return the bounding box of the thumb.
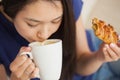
[18,46,31,56]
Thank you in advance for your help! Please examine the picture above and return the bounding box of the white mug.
[21,39,62,80]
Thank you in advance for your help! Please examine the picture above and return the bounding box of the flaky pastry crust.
[92,18,118,44]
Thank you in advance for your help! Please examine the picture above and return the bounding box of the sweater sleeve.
[30,78,40,80]
[72,0,83,20]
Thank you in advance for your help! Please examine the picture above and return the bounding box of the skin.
[0,0,120,80]
[0,64,7,80]
[13,1,63,42]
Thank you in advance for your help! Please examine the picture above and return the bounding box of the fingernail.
[26,47,31,50]
[22,46,27,50]
[110,43,116,47]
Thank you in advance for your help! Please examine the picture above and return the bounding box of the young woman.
[0,0,120,80]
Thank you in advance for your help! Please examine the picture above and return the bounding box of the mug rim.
[29,39,62,47]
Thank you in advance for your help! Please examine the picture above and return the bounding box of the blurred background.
[81,0,120,34]
[81,1,120,80]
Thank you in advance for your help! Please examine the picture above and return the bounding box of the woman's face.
[13,1,63,42]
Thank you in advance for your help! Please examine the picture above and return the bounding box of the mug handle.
[20,52,33,59]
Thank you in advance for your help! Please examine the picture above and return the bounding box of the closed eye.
[51,18,62,24]
[27,22,38,27]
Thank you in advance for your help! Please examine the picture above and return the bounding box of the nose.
[37,27,50,40]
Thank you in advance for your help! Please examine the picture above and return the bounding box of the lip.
[28,37,47,42]
[32,39,47,42]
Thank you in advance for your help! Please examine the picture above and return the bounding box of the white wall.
[81,0,98,27]
[82,0,120,34]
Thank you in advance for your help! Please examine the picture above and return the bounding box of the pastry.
[92,18,118,44]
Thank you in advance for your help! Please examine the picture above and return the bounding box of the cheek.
[16,27,30,39]
[14,21,35,38]
[14,22,27,34]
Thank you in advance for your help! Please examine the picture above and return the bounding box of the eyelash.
[52,19,61,24]
[26,19,61,27]
[27,23,37,27]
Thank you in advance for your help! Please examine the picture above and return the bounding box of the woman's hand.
[10,47,40,80]
[96,38,120,62]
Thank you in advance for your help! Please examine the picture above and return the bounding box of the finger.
[110,43,120,57]
[103,47,112,62]
[20,73,29,80]
[20,63,35,80]
[18,47,31,56]
[105,44,119,61]
[10,47,31,72]
[10,55,28,72]
[15,58,33,78]
[25,63,35,75]
[30,67,40,79]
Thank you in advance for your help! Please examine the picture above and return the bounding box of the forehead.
[16,0,63,21]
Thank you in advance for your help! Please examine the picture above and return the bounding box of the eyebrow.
[25,15,62,23]
[52,15,62,21]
